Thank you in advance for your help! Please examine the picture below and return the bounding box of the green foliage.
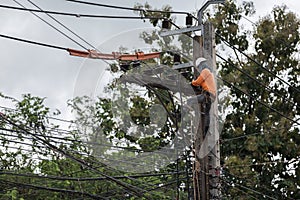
[216,2,300,199]
[1,1,300,199]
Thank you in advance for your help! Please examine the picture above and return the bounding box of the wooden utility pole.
[204,22,221,200]
[192,33,208,200]
[160,2,224,199]
[193,21,221,200]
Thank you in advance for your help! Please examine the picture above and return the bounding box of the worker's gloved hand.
[190,83,202,93]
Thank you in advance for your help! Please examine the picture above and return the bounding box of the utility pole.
[160,1,223,199]
[194,22,221,200]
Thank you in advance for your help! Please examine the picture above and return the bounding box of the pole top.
[197,0,225,25]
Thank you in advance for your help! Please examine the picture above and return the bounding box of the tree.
[213,2,300,199]
[1,1,299,199]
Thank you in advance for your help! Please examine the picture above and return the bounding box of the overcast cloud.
[0,0,299,120]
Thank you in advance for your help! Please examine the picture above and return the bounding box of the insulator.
[120,64,130,72]
[186,14,193,27]
[173,54,181,63]
[132,61,140,68]
[162,19,171,29]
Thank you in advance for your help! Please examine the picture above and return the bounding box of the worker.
[187,57,216,136]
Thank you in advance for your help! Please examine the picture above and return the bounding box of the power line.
[1,142,179,194]
[0,127,163,153]
[0,114,173,197]
[12,0,87,50]
[217,54,300,110]
[221,132,261,142]
[66,0,190,15]
[225,157,300,168]
[221,177,277,200]
[0,179,106,200]
[26,0,98,50]
[0,4,164,19]
[0,170,186,182]
[218,76,300,126]
[0,105,74,124]
[0,33,67,51]
[216,33,300,94]
[0,113,153,198]
[222,179,260,200]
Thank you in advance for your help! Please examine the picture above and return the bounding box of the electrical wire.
[221,178,260,200]
[26,0,98,50]
[217,54,300,111]
[216,33,300,94]
[0,179,105,200]
[0,4,164,19]
[1,142,178,196]
[0,105,74,124]
[0,113,149,198]
[0,33,67,51]
[0,170,186,182]
[221,132,261,142]
[0,118,181,199]
[13,0,88,50]
[225,157,300,168]
[66,0,190,15]
[218,76,300,126]
[222,177,277,200]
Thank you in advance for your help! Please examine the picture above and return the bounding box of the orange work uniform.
[191,68,216,98]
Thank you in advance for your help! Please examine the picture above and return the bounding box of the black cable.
[0,179,105,200]
[0,33,67,51]
[218,76,300,126]
[3,118,171,200]
[26,0,97,50]
[13,0,88,50]
[0,4,164,19]
[0,105,74,124]
[66,0,190,15]
[221,179,260,200]
[221,172,286,200]
[0,170,186,182]
[216,33,300,94]
[0,113,148,198]
[0,122,183,151]
[221,132,261,142]
[225,157,300,168]
[217,54,300,110]
[1,142,175,195]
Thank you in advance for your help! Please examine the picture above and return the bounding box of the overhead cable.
[66,0,190,15]
[217,54,300,110]
[218,76,300,126]
[0,179,106,200]
[26,0,97,50]
[0,170,186,182]
[13,0,88,50]
[0,113,148,198]
[0,33,67,51]
[0,4,164,19]
[216,33,300,94]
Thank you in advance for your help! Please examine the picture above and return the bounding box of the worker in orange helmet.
[187,57,216,136]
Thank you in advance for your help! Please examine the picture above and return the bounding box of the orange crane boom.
[68,49,161,61]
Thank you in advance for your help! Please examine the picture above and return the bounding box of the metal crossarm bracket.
[172,62,193,70]
[159,25,202,37]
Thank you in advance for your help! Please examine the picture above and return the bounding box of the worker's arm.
[191,74,204,86]
[192,69,210,86]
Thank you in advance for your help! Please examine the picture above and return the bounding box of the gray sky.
[0,0,299,120]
